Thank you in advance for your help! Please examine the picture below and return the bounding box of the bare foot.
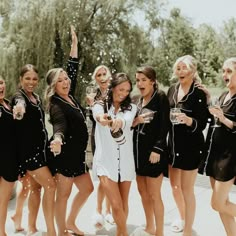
[66,223,84,236]
[11,215,24,232]
[58,230,73,236]
[144,227,156,236]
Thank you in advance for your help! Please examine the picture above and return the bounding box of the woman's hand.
[13,101,25,120]
[195,82,211,104]
[176,113,193,126]
[110,118,123,132]
[70,25,78,58]
[96,113,112,126]
[71,25,78,46]
[149,152,160,164]
[86,96,94,107]
[132,112,155,127]
[209,106,225,121]
[50,135,63,156]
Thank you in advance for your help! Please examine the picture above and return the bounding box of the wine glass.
[209,96,221,128]
[139,108,156,135]
[86,85,97,101]
[170,107,182,125]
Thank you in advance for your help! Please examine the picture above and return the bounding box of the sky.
[166,0,236,29]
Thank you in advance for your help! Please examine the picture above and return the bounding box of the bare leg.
[181,169,198,236]
[211,178,236,236]
[97,182,105,214]
[169,166,185,221]
[100,176,130,236]
[0,178,15,236]
[209,178,236,236]
[146,174,164,236]
[27,175,41,234]
[55,174,73,236]
[105,196,112,215]
[28,167,56,236]
[11,174,30,232]
[66,173,94,235]
[136,175,156,235]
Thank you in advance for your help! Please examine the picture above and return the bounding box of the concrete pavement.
[5,173,236,236]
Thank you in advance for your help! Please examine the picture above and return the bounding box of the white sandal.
[171,219,185,233]
[91,212,104,230]
[105,213,115,224]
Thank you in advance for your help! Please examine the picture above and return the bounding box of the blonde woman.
[88,65,115,229]
[44,27,93,236]
[200,57,236,236]
[167,55,208,236]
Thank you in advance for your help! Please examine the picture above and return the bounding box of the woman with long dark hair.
[132,66,170,236]
[92,73,137,236]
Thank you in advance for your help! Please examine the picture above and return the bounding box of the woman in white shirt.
[92,72,137,236]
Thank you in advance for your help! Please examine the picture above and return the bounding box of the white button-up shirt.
[92,103,137,182]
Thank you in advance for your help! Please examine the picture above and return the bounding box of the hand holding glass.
[139,108,156,135]
[209,97,221,128]
[50,135,62,156]
[170,108,182,125]
[86,85,97,100]
[13,99,25,120]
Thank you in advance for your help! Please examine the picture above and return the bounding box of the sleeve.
[67,56,79,96]
[92,103,104,121]
[187,90,208,133]
[121,104,137,131]
[11,91,26,107]
[152,92,170,154]
[50,103,67,141]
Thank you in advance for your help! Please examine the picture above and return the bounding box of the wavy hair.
[44,68,70,112]
[106,72,132,113]
[92,65,111,100]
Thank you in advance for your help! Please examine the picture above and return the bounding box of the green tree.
[194,24,224,86]
[153,8,195,85]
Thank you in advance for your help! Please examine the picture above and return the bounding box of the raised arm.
[69,25,78,58]
[67,26,79,96]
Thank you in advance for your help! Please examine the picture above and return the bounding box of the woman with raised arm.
[45,26,93,236]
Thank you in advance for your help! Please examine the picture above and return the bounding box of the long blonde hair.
[91,65,111,82]
[44,68,70,112]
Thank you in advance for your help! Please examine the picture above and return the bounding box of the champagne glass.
[209,96,221,128]
[86,85,97,101]
[85,85,97,135]
[170,107,182,125]
[139,108,156,135]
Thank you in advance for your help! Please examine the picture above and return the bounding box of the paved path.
[6,174,236,236]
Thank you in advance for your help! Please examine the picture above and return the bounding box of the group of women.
[0,26,93,236]
[0,25,236,236]
[89,55,236,236]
